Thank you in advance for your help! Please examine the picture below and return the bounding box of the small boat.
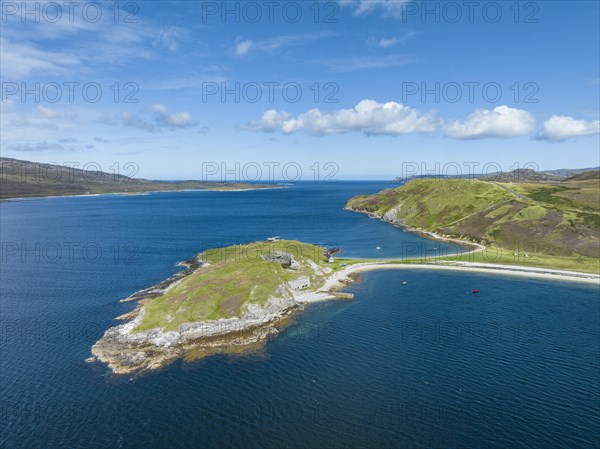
[472,289,479,294]
[376,246,381,250]
[401,281,408,285]
[267,236,281,241]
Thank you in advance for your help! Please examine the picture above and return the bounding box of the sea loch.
[1,183,598,448]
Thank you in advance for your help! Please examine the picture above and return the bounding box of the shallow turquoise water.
[1,183,598,448]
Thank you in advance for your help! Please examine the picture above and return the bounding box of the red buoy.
[472,289,479,294]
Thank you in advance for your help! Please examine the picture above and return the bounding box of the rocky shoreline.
[91,295,304,374]
[343,204,485,256]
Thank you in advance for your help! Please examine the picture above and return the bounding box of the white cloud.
[443,106,535,139]
[245,99,437,136]
[368,32,415,49]
[538,115,600,141]
[1,105,74,134]
[339,0,408,18]
[166,112,193,127]
[6,141,62,152]
[154,26,187,52]
[117,105,195,132]
[0,10,182,80]
[37,106,61,120]
[0,38,80,78]
[234,32,333,57]
[151,103,168,114]
[121,111,156,132]
[378,37,397,48]
[235,40,254,56]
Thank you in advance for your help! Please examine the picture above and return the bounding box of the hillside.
[346,177,600,272]
[393,167,600,182]
[0,157,273,199]
[544,167,600,178]
[484,168,563,183]
[564,170,600,181]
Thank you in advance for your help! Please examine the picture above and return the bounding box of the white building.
[288,276,311,291]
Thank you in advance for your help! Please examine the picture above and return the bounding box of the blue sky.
[1,0,599,180]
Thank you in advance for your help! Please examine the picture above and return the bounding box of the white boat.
[376,246,381,250]
[267,236,281,241]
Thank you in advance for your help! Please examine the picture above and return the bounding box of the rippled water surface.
[1,183,598,448]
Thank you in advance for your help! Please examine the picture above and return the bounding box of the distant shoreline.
[0,185,285,202]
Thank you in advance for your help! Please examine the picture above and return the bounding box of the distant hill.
[484,168,564,183]
[543,167,600,178]
[0,157,273,200]
[565,170,600,181]
[393,167,600,183]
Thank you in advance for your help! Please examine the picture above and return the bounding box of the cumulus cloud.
[113,104,195,133]
[538,115,600,141]
[245,99,437,136]
[150,103,168,114]
[166,112,193,126]
[443,106,535,139]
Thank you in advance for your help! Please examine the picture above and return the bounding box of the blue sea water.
[1,182,598,449]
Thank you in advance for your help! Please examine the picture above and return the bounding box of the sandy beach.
[320,261,600,292]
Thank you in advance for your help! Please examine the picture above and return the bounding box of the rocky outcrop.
[92,295,301,375]
[262,251,301,270]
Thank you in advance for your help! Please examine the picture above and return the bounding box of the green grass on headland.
[134,240,335,332]
[347,175,600,274]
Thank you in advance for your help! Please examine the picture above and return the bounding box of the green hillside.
[133,240,334,332]
[347,177,600,272]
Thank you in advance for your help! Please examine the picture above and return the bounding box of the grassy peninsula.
[92,240,352,374]
[134,240,340,332]
[0,157,275,200]
[346,171,600,273]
